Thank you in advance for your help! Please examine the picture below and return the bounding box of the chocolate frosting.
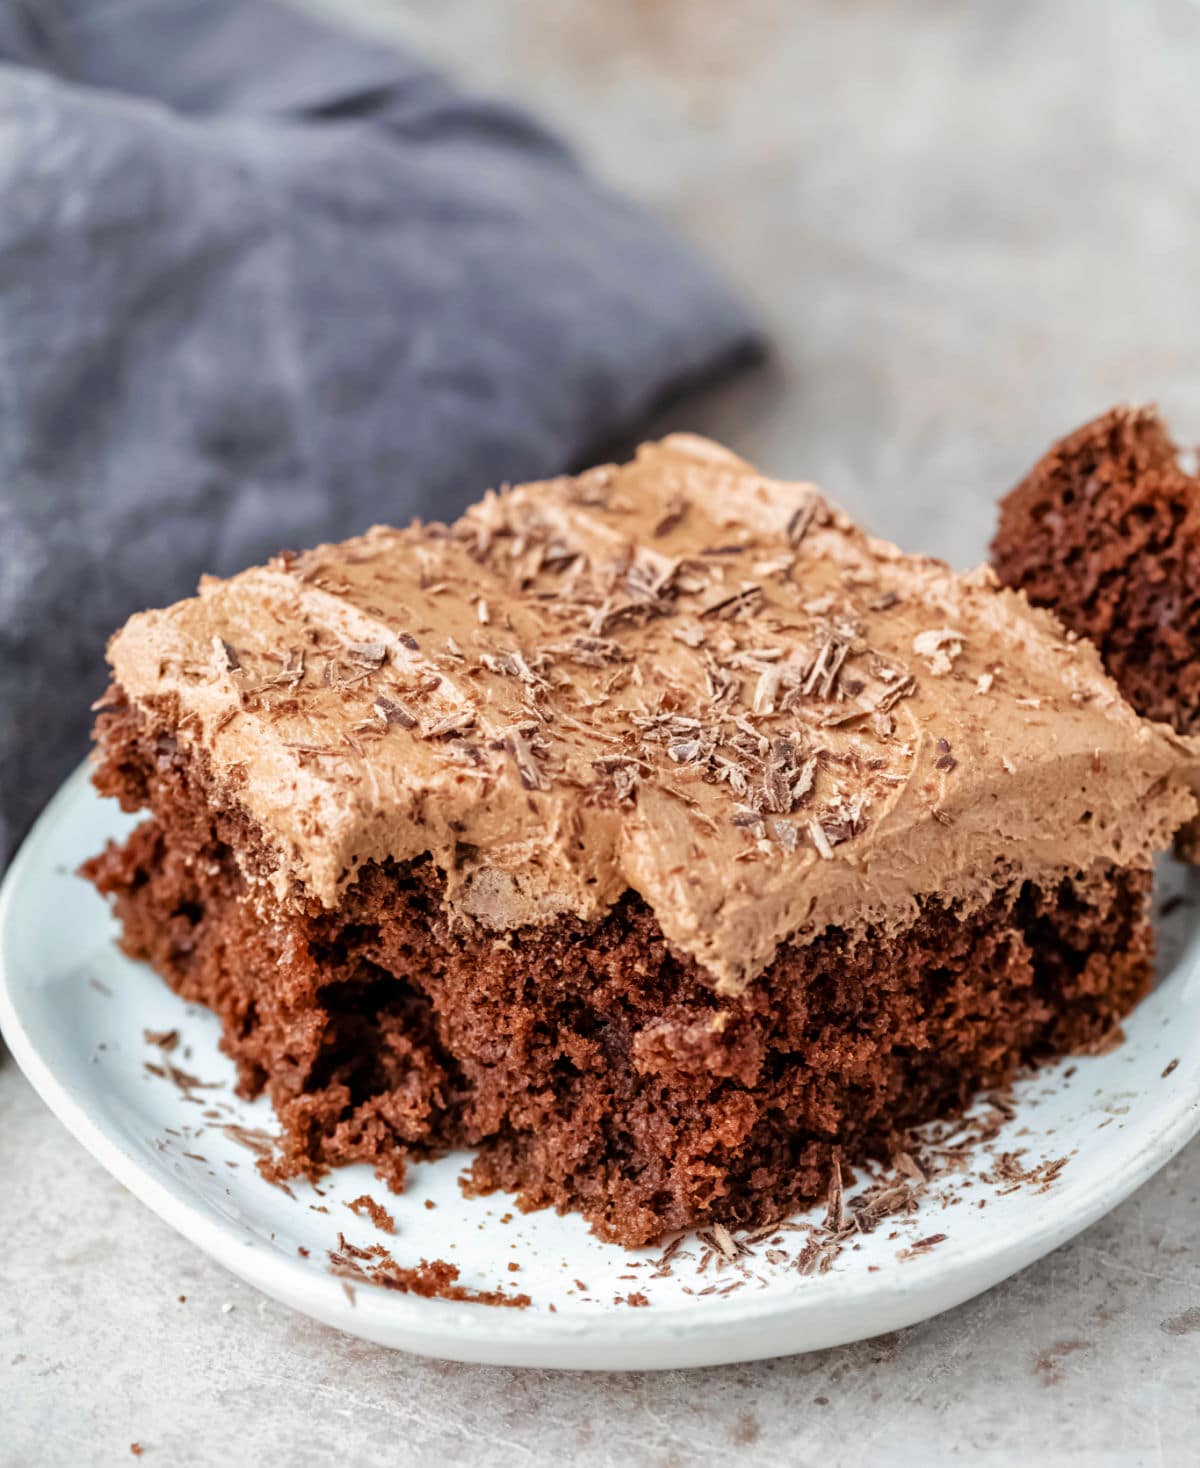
[106,435,1197,992]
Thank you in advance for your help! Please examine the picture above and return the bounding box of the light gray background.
[5,2,1200,1463]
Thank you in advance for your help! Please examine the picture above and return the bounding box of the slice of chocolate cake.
[992,405,1200,736]
[83,435,1196,1246]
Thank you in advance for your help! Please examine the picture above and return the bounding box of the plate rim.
[3,762,1200,1368]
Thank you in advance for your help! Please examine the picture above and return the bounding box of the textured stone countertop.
[5,2,1200,1463]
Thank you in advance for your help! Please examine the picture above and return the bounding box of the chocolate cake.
[992,405,1200,736]
[83,434,1197,1246]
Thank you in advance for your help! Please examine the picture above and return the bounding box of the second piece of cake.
[84,435,1196,1245]
[993,405,1200,736]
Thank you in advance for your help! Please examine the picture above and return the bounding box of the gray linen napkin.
[0,0,759,866]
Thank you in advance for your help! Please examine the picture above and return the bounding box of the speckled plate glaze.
[3,764,1200,1370]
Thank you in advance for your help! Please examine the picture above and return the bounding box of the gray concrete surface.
[5,1,1200,1462]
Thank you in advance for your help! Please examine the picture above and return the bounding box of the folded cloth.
[0,0,759,867]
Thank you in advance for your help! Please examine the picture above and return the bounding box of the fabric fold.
[0,0,761,865]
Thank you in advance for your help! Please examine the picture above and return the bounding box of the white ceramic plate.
[3,764,1200,1370]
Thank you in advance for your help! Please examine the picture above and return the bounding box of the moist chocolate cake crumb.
[328,1240,531,1309]
[84,699,1156,1247]
[143,1028,179,1051]
[992,405,1200,735]
[346,1195,396,1233]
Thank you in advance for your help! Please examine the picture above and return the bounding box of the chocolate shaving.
[801,634,851,700]
[752,665,783,716]
[220,1123,276,1159]
[824,1154,846,1232]
[422,710,477,739]
[653,493,689,538]
[897,1232,947,1259]
[791,756,818,805]
[808,819,835,859]
[699,584,763,621]
[374,695,418,729]
[346,641,387,666]
[505,728,551,791]
[541,635,626,667]
[786,491,825,547]
[874,673,916,713]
